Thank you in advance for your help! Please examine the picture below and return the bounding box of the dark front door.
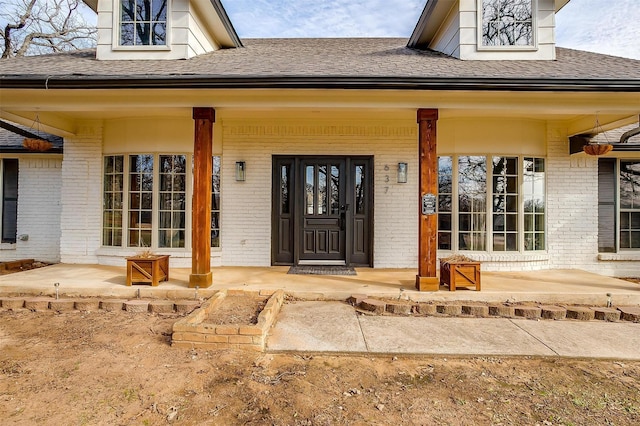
[272,156,373,266]
[299,158,346,263]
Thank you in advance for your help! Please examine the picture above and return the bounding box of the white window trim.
[438,154,547,254]
[111,0,172,51]
[476,0,538,52]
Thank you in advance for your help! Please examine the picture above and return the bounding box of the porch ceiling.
[1,88,638,137]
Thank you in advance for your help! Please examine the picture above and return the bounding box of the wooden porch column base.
[415,275,439,292]
[189,272,212,288]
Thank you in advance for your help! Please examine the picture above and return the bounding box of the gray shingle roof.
[1,38,639,90]
[593,122,640,145]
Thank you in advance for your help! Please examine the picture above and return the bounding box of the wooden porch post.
[190,107,215,288]
[416,108,439,291]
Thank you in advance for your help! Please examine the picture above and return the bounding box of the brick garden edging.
[0,296,201,314]
[352,296,639,323]
[172,289,285,352]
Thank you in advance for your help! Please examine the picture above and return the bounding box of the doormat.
[287,265,357,276]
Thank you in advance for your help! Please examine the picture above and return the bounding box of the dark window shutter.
[598,158,616,253]
[2,159,18,244]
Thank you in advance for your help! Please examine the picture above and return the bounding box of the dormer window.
[480,0,534,47]
[119,0,168,46]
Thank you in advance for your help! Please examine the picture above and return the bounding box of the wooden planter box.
[126,255,170,286]
[439,259,481,291]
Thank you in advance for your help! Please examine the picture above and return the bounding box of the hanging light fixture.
[583,114,613,156]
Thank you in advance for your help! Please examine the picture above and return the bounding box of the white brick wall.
[51,115,639,277]
[0,156,62,263]
[60,122,103,264]
[220,119,418,267]
[545,124,600,271]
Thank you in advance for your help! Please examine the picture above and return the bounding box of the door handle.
[339,211,346,231]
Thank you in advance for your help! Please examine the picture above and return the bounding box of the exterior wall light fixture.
[397,162,408,183]
[235,161,246,181]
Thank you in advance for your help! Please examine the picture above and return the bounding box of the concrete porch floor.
[0,264,639,305]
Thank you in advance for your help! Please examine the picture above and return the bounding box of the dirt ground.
[1,308,639,426]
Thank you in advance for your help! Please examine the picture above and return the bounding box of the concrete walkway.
[1,264,639,305]
[267,301,640,360]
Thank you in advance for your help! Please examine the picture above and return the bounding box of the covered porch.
[0,263,638,306]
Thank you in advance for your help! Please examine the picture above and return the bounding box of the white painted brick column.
[546,124,599,270]
[60,121,103,264]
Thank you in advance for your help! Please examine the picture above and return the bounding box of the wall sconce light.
[397,162,408,183]
[235,161,246,181]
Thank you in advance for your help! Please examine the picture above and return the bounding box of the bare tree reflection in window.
[438,157,453,250]
[211,156,221,248]
[458,156,487,251]
[355,165,365,215]
[482,0,533,46]
[120,0,167,46]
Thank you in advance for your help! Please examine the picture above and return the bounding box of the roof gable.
[408,0,572,60]
[88,0,241,60]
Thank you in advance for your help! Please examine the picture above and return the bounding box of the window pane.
[120,23,134,45]
[141,193,152,209]
[493,214,504,231]
[438,214,452,231]
[318,165,327,215]
[152,23,166,45]
[439,195,452,212]
[620,212,630,229]
[438,156,453,194]
[621,231,631,248]
[305,166,314,214]
[280,165,290,214]
[460,214,471,231]
[355,165,365,215]
[159,212,171,228]
[330,165,340,215]
[153,0,167,20]
[438,232,451,250]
